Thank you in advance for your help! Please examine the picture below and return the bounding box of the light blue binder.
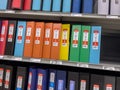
[42,0,52,11]
[52,0,62,12]
[62,0,72,13]
[32,0,42,10]
[14,21,26,57]
[83,0,93,13]
[0,0,8,10]
[89,26,102,64]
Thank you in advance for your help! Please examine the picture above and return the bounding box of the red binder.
[12,0,24,10]
[0,20,8,55]
[24,0,32,10]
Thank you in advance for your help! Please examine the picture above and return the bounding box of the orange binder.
[23,21,35,58]
[50,23,62,60]
[32,22,45,58]
[42,23,53,59]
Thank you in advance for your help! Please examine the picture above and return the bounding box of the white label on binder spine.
[73,29,79,48]
[0,25,5,42]
[28,72,32,90]
[35,28,41,44]
[4,70,10,89]
[17,26,23,43]
[0,68,4,86]
[93,84,99,90]
[106,84,112,90]
[82,30,89,48]
[80,80,86,90]
[26,27,32,43]
[37,74,43,90]
[53,29,59,46]
[17,76,23,88]
[45,28,50,45]
[62,30,67,46]
[8,24,14,42]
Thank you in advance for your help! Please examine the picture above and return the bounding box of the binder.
[116,77,120,90]
[82,0,93,13]
[67,72,79,90]
[0,0,8,10]
[0,20,8,55]
[5,20,17,56]
[90,74,104,90]
[32,22,45,58]
[93,0,98,14]
[98,0,109,15]
[24,0,32,10]
[12,0,24,10]
[70,25,82,62]
[7,0,12,9]
[43,23,53,59]
[0,65,5,90]
[62,0,72,13]
[32,0,42,11]
[48,69,56,90]
[15,67,27,90]
[89,26,102,64]
[80,25,91,63]
[51,23,62,60]
[24,21,35,58]
[52,0,62,12]
[14,21,26,57]
[42,0,52,11]
[27,68,37,90]
[60,24,70,61]
[110,0,120,15]
[104,76,115,90]
[36,69,48,90]
[72,0,81,13]
[56,70,66,90]
[79,73,89,90]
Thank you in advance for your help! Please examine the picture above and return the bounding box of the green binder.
[80,25,91,63]
[70,25,82,62]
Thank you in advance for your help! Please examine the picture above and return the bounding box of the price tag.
[30,58,41,62]
[71,14,82,17]
[0,56,4,59]
[13,57,22,61]
[50,61,56,64]
[76,63,80,67]
[103,66,115,71]
[106,16,118,19]
[57,61,62,65]
[80,64,89,68]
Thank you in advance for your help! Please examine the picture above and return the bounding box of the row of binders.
[0,20,102,64]
[0,0,120,15]
[0,65,120,90]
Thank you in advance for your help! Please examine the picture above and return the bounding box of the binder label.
[82,30,89,48]
[49,73,55,90]
[0,25,5,42]
[17,76,23,88]
[58,80,64,90]
[80,80,86,90]
[35,27,41,44]
[73,29,79,48]
[0,68,4,86]
[92,30,99,50]
[53,29,59,46]
[45,28,50,45]
[26,26,32,44]
[106,84,112,90]
[62,29,68,46]
[37,74,43,90]
[93,84,99,90]
[8,24,14,42]
[4,70,10,89]
[70,80,75,90]
[17,26,23,43]
[28,72,32,90]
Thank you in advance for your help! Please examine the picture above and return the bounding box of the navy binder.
[72,0,81,13]
[56,70,66,90]
[52,0,62,12]
[0,0,8,10]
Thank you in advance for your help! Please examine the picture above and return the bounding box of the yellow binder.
[60,24,70,61]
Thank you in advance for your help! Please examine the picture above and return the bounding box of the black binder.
[7,0,13,9]
[116,77,120,90]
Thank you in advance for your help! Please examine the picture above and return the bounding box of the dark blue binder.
[0,0,8,10]
[52,0,62,12]
[82,0,93,14]
[42,0,52,11]
[72,0,81,13]
[56,70,66,90]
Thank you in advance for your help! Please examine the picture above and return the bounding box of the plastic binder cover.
[42,0,52,11]
[52,0,62,12]
[24,21,35,58]
[32,0,42,11]
[0,0,8,10]
[24,0,32,10]
[62,0,72,12]
[116,77,120,90]
[51,23,62,60]
[72,0,81,13]
[89,26,101,64]
[27,68,37,90]
[56,70,66,90]
[12,0,24,10]
[80,25,91,63]
[70,25,82,62]
[0,65,5,90]
[7,0,12,9]
[32,22,45,58]
[60,24,70,61]
[67,72,79,90]
[14,21,26,57]
[79,73,89,90]
[43,23,53,59]
[0,20,9,55]
[98,0,109,15]
[5,20,17,56]
[36,69,47,90]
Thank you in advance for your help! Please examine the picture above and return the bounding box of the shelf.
[0,55,120,72]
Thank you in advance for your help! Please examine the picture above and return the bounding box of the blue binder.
[36,69,47,90]
[89,26,102,64]
[0,0,8,10]
[56,70,66,90]
[14,21,26,57]
[42,0,52,11]
[52,0,62,12]
[82,0,93,14]
[32,0,42,10]
[72,0,81,13]
[62,0,72,13]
